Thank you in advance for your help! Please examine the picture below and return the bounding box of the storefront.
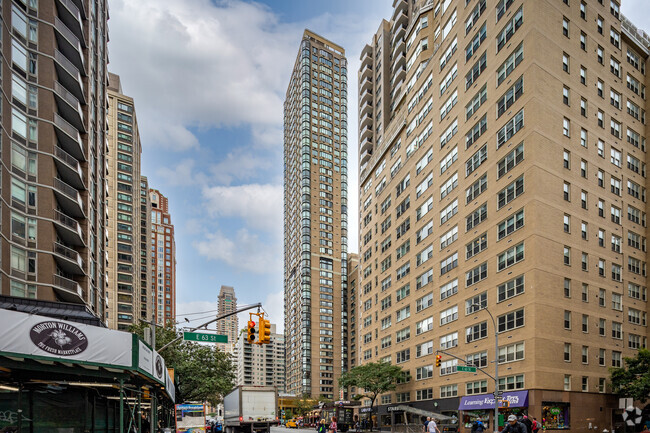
[458,391,529,432]
[541,402,570,430]
[359,407,375,429]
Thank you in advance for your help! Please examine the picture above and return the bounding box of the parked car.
[286,420,298,429]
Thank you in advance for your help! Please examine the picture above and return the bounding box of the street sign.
[183,332,228,343]
[493,391,504,398]
[457,365,477,372]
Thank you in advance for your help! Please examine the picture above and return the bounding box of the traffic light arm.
[158,303,262,352]
[435,349,496,381]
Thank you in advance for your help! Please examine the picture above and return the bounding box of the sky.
[107,0,650,335]
[106,0,392,333]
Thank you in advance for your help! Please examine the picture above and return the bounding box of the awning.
[458,391,528,410]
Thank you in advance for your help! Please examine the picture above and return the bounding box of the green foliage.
[130,322,236,406]
[338,362,403,409]
[609,348,650,403]
[294,394,317,418]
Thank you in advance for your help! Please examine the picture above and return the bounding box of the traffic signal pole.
[158,303,262,352]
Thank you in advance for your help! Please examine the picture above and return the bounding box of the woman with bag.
[329,417,338,433]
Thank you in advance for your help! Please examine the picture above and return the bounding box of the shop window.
[542,402,570,430]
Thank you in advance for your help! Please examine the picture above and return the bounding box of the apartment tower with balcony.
[105,72,146,330]
[216,285,238,354]
[284,30,348,399]
[0,0,110,320]
[150,189,176,326]
[357,0,649,430]
[140,176,152,323]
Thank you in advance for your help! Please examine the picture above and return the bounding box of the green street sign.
[183,332,228,343]
[457,365,477,372]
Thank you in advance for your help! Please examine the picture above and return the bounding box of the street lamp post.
[471,303,499,433]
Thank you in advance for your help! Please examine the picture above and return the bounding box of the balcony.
[53,146,84,188]
[392,37,405,58]
[53,177,84,217]
[54,17,85,73]
[392,24,406,45]
[360,148,373,166]
[54,81,85,131]
[359,100,372,118]
[360,136,373,155]
[52,274,83,303]
[359,125,373,142]
[392,65,406,86]
[392,51,406,73]
[359,90,372,106]
[52,209,84,246]
[360,65,372,81]
[360,44,372,61]
[359,76,372,95]
[54,50,84,101]
[53,242,84,275]
[359,112,373,130]
[55,0,85,41]
[392,0,408,23]
[54,112,84,160]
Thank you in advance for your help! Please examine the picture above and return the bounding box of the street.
[272,426,319,433]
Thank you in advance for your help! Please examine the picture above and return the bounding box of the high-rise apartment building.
[150,189,176,326]
[284,29,349,399]
[217,285,238,353]
[0,0,109,319]
[347,253,360,372]
[140,176,153,324]
[234,323,285,391]
[106,73,146,331]
[357,0,649,430]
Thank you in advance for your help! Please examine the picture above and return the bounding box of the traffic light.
[435,355,442,367]
[259,315,271,344]
[247,316,257,344]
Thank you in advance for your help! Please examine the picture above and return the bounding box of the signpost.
[457,365,477,372]
[183,332,228,343]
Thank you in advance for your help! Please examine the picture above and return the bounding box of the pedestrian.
[423,417,431,433]
[471,418,485,433]
[427,418,441,433]
[317,419,327,433]
[354,415,361,433]
[532,418,540,433]
[502,415,526,433]
[329,417,338,433]
[141,414,151,433]
[522,415,533,433]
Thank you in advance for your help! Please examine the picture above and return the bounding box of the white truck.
[223,385,279,433]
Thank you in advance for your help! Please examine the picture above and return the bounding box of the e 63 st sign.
[183,332,227,343]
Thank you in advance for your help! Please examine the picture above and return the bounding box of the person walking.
[428,418,441,433]
[521,415,533,433]
[502,415,526,433]
[423,417,431,433]
[531,418,540,433]
[471,417,485,433]
[329,417,338,433]
[354,415,361,433]
[317,419,327,433]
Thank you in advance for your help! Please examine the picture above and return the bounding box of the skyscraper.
[0,0,109,320]
[284,30,348,399]
[150,189,176,326]
[140,176,153,325]
[106,73,146,331]
[217,285,238,353]
[357,0,649,429]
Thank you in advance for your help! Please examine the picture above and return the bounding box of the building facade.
[0,0,109,319]
[347,253,360,372]
[150,189,176,326]
[217,285,238,353]
[234,323,285,391]
[357,0,649,430]
[140,176,152,324]
[106,73,146,330]
[284,29,349,399]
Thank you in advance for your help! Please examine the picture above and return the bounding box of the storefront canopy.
[0,309,175,402]
[459,391,528,410]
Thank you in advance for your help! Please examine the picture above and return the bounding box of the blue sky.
[107,0,649,333]
[107,0,393,332]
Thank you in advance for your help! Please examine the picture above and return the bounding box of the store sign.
[458,391,529,410]
[0,309,132,367]
[360,408,374,413]
[138,340,153,375]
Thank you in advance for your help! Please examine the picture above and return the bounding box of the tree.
[609,348,650,403]
[338,362,403,411]
[294,394,317,418]
[130,323,236,406]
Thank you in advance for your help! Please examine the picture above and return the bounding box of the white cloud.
[202,184,283,232]
[108,0,299,151]
[209,150,279,185]
[236,290,285,335]
[193,229,282,274]
[156,159,208,186]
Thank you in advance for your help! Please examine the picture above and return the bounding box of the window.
[440,252,458,275]
[564,375,571,391]
[466,292,487,314]
[580,32,587,51]
[564,311,572,329]
[498,275,524,302]
[564,278,571,298]
[612,351,622,368]
[466,144,488,176]
[416,340,433,357]
[466,203,487,231]
[466,321,487,343]
[562,17,570,37]
[497,76,524,118]
[466,85,487,120]
[563,86,570,105]
[467,380,488,395]
[612,322,622,340]
[563,118,570,137]
[441,199,458,224]
[611,58,621,77]
[563,53,570,73]
[498,342,524,364]
[564,182,570,201]
[498,243,524,271]
[610,28,620,48]
[497,142,524,178]
[498,374,525,391]
[466,52,487,90]
[563,246,571,265]
[466,262,487,287]
[465,115,487,148]
[580,66,587,85]
[440,306,458,325]
[466,174,488,204]
[440,147,457,175]
[564,343,572,362]
[466,233,487,259]
[416,317,434,335]
[465,23,486,61]
[440,385,458,398]
[611,177,621,195]
[612,293,622,311]
[416,365,434,381]
[497,43,524,87]
[581,191,588,209]
[396,306,411,322]
[496,7,523,53]
[440,279,458,300]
